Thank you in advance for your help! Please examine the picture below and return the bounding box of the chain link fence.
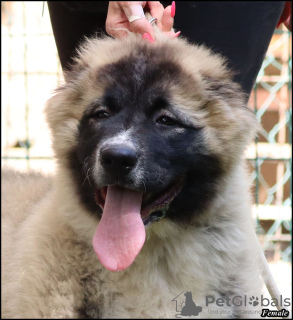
[246,29,292,263]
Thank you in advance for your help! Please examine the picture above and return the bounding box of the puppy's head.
[46,32,258,271]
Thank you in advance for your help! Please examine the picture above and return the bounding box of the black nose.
[100,146,138,173]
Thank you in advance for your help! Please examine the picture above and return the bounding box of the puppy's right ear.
[200,74,259,166]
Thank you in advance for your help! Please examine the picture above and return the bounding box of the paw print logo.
[249,296,259,307]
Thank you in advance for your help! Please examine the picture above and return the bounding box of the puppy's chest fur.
[41,225,193,318]
[34,214,245,319]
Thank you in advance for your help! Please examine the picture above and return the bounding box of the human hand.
[106,1,180,41]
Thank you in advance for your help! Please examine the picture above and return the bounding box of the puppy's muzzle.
[100,145,138,175]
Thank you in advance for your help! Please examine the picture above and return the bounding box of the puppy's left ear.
[203,74,260,155]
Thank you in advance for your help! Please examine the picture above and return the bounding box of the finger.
[121,2,146,21]
[147,1,165,30]
[120,2,156,39]
[106,2,131,38]
[129,18,155,39]
[164,30,181,39]
[161,5,174,32]
[106,18,130,38]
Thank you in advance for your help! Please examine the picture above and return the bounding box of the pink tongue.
[92,185,145,271]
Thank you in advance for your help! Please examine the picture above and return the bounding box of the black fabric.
[173,1,286,97]
[58,1,109,12]
[48,2,108,71]
[47,1,286,96]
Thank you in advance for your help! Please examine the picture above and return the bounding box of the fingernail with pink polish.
[171,1,176,18]
[142,33,154,43]
[174,31,181,38]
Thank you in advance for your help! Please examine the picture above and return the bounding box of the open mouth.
[92,178,184,271]
[95,178,184,226]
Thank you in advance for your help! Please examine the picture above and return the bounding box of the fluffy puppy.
[2,30,264,318]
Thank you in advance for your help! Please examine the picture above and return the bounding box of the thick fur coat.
[2,30,265,318]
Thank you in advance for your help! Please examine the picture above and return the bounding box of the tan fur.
[2,30,264,318]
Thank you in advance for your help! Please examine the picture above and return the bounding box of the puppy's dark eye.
[93,110,110,118]
[156,116,178,126]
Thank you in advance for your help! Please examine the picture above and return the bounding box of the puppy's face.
[48,37,257,225]
[46,36,257,270]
